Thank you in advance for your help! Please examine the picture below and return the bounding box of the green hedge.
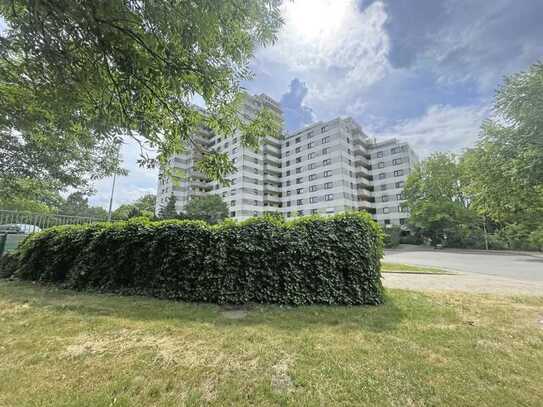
[1,212,384,305]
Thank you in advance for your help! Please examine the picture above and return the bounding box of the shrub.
[5,212,385,305]
[0,253,19,278]
[383,226,401,248]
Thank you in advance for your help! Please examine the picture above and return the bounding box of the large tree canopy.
[462,63,543,224]
[0,0,284,197]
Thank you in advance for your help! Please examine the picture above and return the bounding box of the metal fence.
[0,209,106,234]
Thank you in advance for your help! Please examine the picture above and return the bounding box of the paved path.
[382,247,543,296]
[382,272,543,296]
[384,247,543,282]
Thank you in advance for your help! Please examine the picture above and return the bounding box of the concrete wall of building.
[156,94,418,227]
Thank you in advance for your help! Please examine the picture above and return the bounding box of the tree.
[405,153,482,247]
[461,63,543,250]
[158,194,178,220]
[0,0,284,197]
[111,194,156,220]
[183,195,228,224]
[59,192,108,219]
[134,194,156,213]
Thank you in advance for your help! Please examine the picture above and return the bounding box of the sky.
[4,2,541,209]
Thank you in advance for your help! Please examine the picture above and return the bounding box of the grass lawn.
[1,281,542,406]
[381,262,454,274]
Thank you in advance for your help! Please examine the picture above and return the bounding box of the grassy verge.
[1,281,542,406]
[381,262,454,274]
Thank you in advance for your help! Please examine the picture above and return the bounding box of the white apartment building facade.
[157,94,417,227]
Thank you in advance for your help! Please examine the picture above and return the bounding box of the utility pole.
[483,214,489,250]
[107,140,122,222]
[107,171,117,222]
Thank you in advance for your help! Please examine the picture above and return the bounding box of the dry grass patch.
[0,281,542,406]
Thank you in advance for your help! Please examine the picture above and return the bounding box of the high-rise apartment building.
[156,93,284,219]
[156,94,417,227]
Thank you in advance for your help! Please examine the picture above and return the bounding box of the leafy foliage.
[111,194,156,220]
[182,195,228,224]
[4,213,384,305]
[0,0,284,192]
[158,194,178,220]
[404,153,482,246]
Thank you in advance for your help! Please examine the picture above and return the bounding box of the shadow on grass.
[0,280,406,333]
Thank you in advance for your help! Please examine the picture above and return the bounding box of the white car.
[0,224,42,234]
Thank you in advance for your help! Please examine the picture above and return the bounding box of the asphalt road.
[384,247,543,283]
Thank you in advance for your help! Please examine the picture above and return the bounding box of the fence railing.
[0,209,106,234]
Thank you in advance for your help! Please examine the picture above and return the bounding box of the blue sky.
[5,2,541,209]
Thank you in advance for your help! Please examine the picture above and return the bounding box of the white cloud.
[370,103,491,158]
[88,139,158,209]
[259,0,390,115]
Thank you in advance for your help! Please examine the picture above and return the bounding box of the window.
[296,199,303,206]
[325,194,334,201]
[286,190,291,196]
[399,218,406,225]
[286,170,291,176]
[310,196,318,203]
[296,157,302,163]
[324,182,333,189]
[381,195,389,202]
[346,137,350,144]
[230,200,236,207]
[309,185,318,192]
[286,141,290,147]
[308,163,316,170]
[286,180,291,186]
[296,188,304,194]
[309,174,317,181]
[311,209,318,214]
[285,150,290,157]
[322,136,330,144]
[230,211,236,217]
[232,147,238,154]
[308,152,316,159]
[287,201,291,207]
[323,158,331,166]
[307,142,314,149]
[286,160,291,167]
[379,173,386,179]
[322,147,329,155]
[298,209,305,216]
[396,193,405,200]
[378,162,385,169]
[380,184,387,191]
[307,131,314,138]
[383,207,390,214]
[295,146,301,153]
[321,126,327,133]
[296,167,302,174]
[395,181,405,188]
[324,170,332,177]
[392,158,403,165]
[384,219,390,225]
[295,136,301,143]
[391,147,401,154]
[296,177,303,184]
[377,151,384,158]
[394,169,404,177]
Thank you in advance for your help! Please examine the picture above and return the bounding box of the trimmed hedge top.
[1,212,384,305]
